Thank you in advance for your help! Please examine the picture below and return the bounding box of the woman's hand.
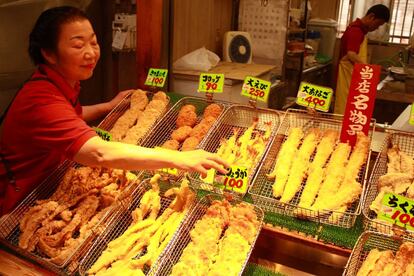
[108,89,134,110]
[175,149,229,177]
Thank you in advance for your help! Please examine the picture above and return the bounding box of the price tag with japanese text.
[296,82,333,112]
[409,103,414,125]
[93,127,112,141]
[215,165,249,194]
[145,68,168,87]
[241,76,270,103]
[198,73,224,93]
[378,192,414,231]
[153,147,178,175]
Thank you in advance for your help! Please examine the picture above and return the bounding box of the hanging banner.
[340,64,381,146]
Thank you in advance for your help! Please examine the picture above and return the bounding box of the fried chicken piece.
[190,123,210,141]
[152,91,168,103]
[200,116,216,128]
[357,249,389,276]
[176,109,198,128]
[19,201,60,250]
[161,139,180,150]
[203,103,222,119]
[378,173,413,193]
[130,89,149,110]
[180,104,196,113]
[387,145,402,173]
[181,136,199,151]
[110,109,143,141]
[171,126,192,142]
[370,187,393,213]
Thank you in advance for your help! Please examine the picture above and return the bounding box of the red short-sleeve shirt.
[340,18,369,60]
[0,64,96,214]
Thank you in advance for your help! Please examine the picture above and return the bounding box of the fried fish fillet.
[280,129,320,203]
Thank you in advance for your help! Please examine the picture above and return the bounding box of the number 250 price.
[305,96,325,106]
[249,88,265,98]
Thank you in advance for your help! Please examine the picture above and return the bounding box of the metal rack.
[150,193,264,276]
[189,105,282,195]
[363,129,414,240]
[343,231,409,276]
[249,109,375,228]
[98,90,170,144]
[0,161,140,274]
[78,177,195,276]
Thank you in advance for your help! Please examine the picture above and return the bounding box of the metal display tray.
[78,177,195,275]
[249,109,375,228]
[343,231,410,275]
[98,90,170,145]
[363,129,414,240]
[0,160,141,274]
[150,193,264,276]
[189,105,282,195]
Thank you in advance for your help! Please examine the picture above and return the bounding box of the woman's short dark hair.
[29,6,89,65]
[366,4,390,22]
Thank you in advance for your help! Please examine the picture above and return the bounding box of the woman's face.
[44,19,100,87]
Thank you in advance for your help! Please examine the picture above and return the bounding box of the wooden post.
[136,0,163,89]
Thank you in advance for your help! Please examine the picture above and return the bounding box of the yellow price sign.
[241,76,270,103]
[296,82,333,112]
[409,103,414,125]
[145,68,168,87]
[198,73,224,93]
[378,192,414,231]
[214,165,249,194]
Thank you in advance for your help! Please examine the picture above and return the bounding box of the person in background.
[0,6,228,215]
[334,4,390,114]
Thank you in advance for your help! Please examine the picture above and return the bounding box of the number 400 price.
[304,95,326,106]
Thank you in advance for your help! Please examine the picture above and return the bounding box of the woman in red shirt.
[0,6,228,215]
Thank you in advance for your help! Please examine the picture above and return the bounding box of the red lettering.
[391,210,401,220]
[399,214,410,224]
[236,179,243,188]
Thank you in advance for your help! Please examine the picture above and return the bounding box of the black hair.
[28,6,89,65]
[366,4,390,22]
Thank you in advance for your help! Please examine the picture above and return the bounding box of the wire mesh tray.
[188,105,282,195]
[78,177,196,275]
[362,129,414,240]
[249,109,375,228]
[97,90,170,144]
[343,231,411,275]
[150,193,264,276]
[0,160,141,274]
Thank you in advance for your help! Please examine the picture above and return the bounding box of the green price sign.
[241,76,270,103]
[145,68,168,87]
[93,127,112,141]
[378,192,414,231]
[409,103,414,125]
[296,82,333,112]
[198,73,224,93]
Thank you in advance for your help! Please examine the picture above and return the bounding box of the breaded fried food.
[199,116,216,128]
[180,104,196,113]
[176,110,198,128]
[162,139,180,150]
[130,89,149,110]
[203,103,222,119]
[190,123,210,141]
[181,137,199,151]
[152,91,168,103]
[171,126,192,142]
